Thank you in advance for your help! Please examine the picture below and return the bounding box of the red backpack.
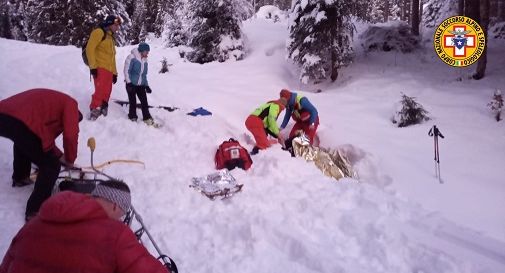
[215,138,253,171]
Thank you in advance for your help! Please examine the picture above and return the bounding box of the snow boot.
[250,146,260,155]
[88,108,102,121]
[12,177,34,187]
[100,101,109,117]
[143,118,161,128]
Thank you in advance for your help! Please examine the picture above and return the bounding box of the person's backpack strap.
[82,27,108,66]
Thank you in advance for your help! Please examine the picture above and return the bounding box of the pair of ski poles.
[86,138,178,273]
[428,125,444,183]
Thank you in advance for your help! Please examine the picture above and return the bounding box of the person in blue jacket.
[123,42,156,126]
[279,89,319,145]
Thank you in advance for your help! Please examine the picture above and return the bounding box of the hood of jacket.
[38,191,108,223]
[131,48,145,61]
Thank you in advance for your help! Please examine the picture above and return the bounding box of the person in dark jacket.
[0,88,82,221]
[123,42,156,126]
[0,181,170,273]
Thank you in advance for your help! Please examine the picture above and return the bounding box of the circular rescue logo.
[434,16,486,67]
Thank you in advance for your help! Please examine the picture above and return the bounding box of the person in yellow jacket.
[245,98,287,155]
[85,15,121,120]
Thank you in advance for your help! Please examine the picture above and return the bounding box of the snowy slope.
[1,18,505,273]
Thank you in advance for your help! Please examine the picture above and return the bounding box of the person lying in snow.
[245,98,287,155]
[279,89,319,145]
[124,42,157,126]
[0,181,170,273]
[0,88,82,222]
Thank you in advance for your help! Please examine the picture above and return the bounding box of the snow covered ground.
[1,17,504,273]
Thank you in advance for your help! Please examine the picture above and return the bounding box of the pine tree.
[129,0,148,44]
[487,89,503,121]
[0,1,11,39]
[3,0,28,41]
[186,0,245,63]
[163,0,189,47]
[287,0,358,84]
[21,0,131,46]
[392,93,430,127]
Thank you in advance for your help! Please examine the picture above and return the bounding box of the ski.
[114,99,179,112]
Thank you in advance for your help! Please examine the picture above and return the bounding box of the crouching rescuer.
[0,180,171,273]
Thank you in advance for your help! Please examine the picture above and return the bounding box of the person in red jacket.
[0,88,81,221]
[0,180,170,273]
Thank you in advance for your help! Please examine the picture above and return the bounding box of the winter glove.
[90,69,97,78]
[59,155,74,168]
[112,74,118,84]
[145,86,152,94]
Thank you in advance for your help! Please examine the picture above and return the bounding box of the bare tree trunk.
[459,0,465,15]
[384,0,390,22]
[499,0,505,20]
[419,0,424,26]
[401,0,406,21]
[406,0,411,24]
[465,0,480,20]
[412,0,420,35]
[474,0,490,80]
[330,51,338,82]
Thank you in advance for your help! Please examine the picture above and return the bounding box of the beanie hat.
[138,42,150,52]
[103,15,121,27]
[92,180,131,213]
[280,89,291,100]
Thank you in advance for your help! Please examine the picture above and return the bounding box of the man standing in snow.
[245,98,287,155]
[0,88,81,221]
[86,15,121,120]
[124,42,156,126]
[279,89,319,145]
[0,180,170,273]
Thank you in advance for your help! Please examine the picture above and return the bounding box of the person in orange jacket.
[86,15,121,120]
[0,88,82,221]
[0,181,170,273]
[245,98,287,155]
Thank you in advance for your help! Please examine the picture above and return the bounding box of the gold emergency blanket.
[292,137,356,181]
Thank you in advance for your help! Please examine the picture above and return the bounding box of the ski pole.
[428,125,444,183]
[87,138,178,273]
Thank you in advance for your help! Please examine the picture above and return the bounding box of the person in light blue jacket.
[123,42,155,125]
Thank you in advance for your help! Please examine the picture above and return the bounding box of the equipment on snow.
[187,107,212,116]
[215,138,253,171]
[47,138,179,272]
[428,125,444,183]
[190,169,243,200]
[286,132,357,180]
[114,99,179,112]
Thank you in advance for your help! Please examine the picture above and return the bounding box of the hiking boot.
[88,108,101,121]
[100,101,109,117]
[12,177,34,187]
[143,118,161,128]
[250,146,260,155]
[129,117,138,122]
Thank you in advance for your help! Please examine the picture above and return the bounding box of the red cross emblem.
[443,25,476,57]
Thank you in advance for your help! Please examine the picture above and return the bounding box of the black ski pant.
[126,84,152,121]
[0,113,61,218]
